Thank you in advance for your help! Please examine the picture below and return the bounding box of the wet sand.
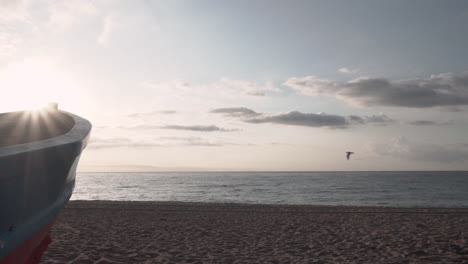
[41,201,468,264]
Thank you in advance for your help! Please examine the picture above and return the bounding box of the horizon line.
[77,170,468,173]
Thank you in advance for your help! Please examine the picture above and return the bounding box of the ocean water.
[72,171,468,207]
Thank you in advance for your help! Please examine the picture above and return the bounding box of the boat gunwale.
[0,110,92,158]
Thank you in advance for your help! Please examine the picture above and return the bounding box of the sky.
[1,0,468,171]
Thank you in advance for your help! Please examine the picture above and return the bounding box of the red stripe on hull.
[0,218,55,264]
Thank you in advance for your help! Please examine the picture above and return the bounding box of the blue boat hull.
[0,109,91,263]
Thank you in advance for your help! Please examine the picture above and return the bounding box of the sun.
[0,59,86,113]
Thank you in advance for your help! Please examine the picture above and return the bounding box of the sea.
[72,171,468,207]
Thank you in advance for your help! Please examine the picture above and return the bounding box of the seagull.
[346,152,354,160]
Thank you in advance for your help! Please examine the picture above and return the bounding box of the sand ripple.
[40,201,468,263]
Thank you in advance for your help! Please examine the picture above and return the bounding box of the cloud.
[407,120,437,126]
[159,136,203,141]
[210,107,259,118]
[348,113,394,125]
[0,0,29,22]
[47,0,97,30]
[219,78,280,96]
[158,136,257,147]
[159,110,177,115]
[120,124,238,132]
[88,135,244,149]
[284,72,468,109]
[0,29,21,57]
[348,115,365,124]
[96,4,159,46]
[368,137,468,163]
[364,114,393,123]
[157,136,225,146]
[406,120,454,126]
[127,110,177,118]
[246,91,266,96]
[284,76,340,95]
[160,125,239,132]
[142,80,190,90]
[245,111,349,128]
[211,107,394,128]
[365,114,394,125]
[118,125,157,129]
[98,13,118,45]
[0,0,101,57]
[142,78,280,100]
[88,137,162,150]
[338,67,360,74]
[183,141,223,147]
[0,1,30,57]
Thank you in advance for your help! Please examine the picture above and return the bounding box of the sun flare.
[0,59,86,113]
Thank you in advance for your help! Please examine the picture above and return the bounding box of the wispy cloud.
[406,120,454,126]
[338,67,360,74]
[142,80,190,90]
[407,120,437,126]
[368,137,468,163]
[0,1,25,20]
[246,91,266,96]
[349,114,395,126]
[158,136,255,147]
[0,29,21,57]
[160,125,239,132]
[47,0,97,31]
[97,4,159,45]
[159,136,203,141]
[0,1,30,57]
[88,137,162,150]
[284,72,468,109]
[0,0,100,56]
[142,78,280,99]
[127,110,177,118]
[98,13,118,45]
[88,135,248,150]
[209,107,260,118]
[119,124,238,132]
[157,136,225,146]
[219,77,280,97]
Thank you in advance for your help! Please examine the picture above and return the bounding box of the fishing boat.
[0,104,91,264]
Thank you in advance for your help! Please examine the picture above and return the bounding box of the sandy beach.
[40,201,468,264]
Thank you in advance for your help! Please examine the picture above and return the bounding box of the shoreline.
[68,199,468,209]
[41,200,468,263]
[67,200,468,214]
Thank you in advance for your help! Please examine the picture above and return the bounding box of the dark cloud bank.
[210,107,393,128]
[284,72,468,109]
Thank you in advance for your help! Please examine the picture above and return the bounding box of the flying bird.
[346,152,354,160]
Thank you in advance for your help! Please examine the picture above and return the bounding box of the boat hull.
[0,110,91,264]
[0,217,54,264]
